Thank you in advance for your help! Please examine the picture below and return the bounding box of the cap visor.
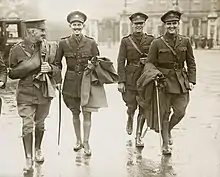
[164,18,179,22]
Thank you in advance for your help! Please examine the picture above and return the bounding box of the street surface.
[0,45,220,177]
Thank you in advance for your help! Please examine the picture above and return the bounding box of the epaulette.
[61,35,70,40]
[145,33,154,38]
[11,41,22,49]
[85,35,94,40]
[179,34,189,40]
[123,34,131,39]
[156,35,163,39]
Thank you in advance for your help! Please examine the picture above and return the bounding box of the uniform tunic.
[117,33,154,114]
[55,34,99,115]
[9,39,59,135]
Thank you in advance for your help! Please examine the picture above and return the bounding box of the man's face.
[164,20,179,35]
[132,21,145,33]
[28,28,46,42]
[69,21,84,35]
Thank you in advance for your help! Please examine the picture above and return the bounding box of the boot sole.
[136,143,144,147]
[35,158,44,163]
[73,144,83,152]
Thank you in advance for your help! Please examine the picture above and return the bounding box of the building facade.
[0,0,39,19]
[119,0,220,46]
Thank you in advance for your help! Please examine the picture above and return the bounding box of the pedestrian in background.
[117,12,154,147]
[8,19,60,172]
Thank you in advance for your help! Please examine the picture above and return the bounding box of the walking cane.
[141,119,149,139]
[57,88,62,155]
[154,78,162,151]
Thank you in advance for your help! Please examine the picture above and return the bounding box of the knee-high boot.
[72,115,83,151]
[161,121,172,155]
[135,114,145,147]
[35,128,44,162]
[168,114,184,145]
[83,111,92,156]
[126,112,134,135]
[23,132,33,171]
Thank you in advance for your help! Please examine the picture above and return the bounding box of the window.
[193,0,200,3]
[6,24,19,38]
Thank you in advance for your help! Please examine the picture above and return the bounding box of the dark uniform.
[0,55,7,114]
[8,19,59,170]
[55,29,99,115]
[147,10,196,154]
[55,11,99,156]
[117,12,154,145]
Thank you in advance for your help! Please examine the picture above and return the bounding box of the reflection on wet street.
[126,140,176,177]
[0,48,220,177]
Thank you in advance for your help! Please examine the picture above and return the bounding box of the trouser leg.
[122,90,138,135]
[34,102,50,150]
[169,93,189,139]
[63,95,83,151]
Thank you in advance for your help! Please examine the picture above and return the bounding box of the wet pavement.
[0,46,220,177]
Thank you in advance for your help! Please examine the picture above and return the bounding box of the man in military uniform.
[147,10,196,155]
[117,12,154,147]
[8,19,60,172]
[55,11,99,156]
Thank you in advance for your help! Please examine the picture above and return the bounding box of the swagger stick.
[154,79,162,151]
[58,89,62,155]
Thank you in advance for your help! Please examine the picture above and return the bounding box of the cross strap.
[128,36,143,55]
[161,36,178,59]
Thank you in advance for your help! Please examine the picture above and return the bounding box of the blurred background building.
[0,0,219,47]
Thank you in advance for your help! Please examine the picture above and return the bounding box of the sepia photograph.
[0,0,219,176]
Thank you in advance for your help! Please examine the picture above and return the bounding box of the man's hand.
[118,82,126,93]
[140,57,148,65]
[189,82,195,91]
[0,81,4,88]
[41,62,52,73]
[85,62,95,75]
[56,83,62,91]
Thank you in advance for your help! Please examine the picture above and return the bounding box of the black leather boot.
[135,114,145,147]
[126,114,134,135]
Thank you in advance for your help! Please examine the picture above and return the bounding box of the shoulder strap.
[17,44,32,58]
[128,36,143,55]
[161,36,177,57]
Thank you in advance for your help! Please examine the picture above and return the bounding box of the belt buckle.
[173,63,178,71]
